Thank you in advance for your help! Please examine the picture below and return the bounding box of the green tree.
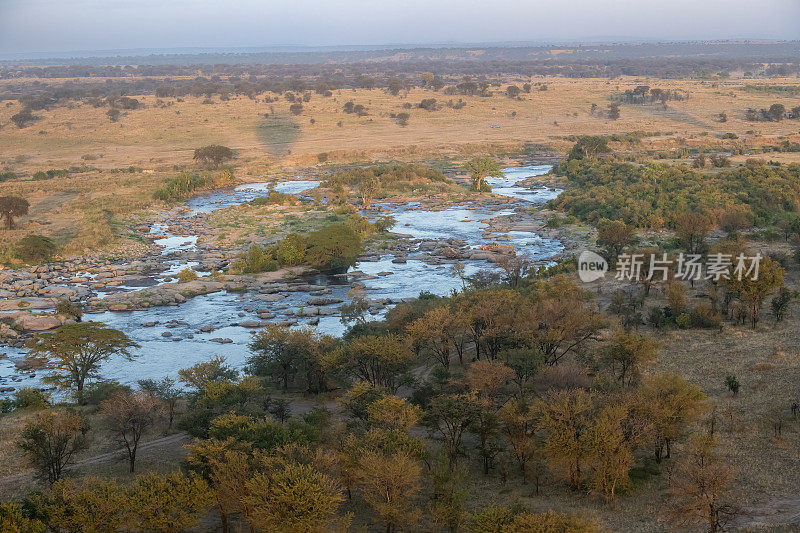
[597,219,636,261]
[305,224,363,273]
[138,377,183,432]
[248,324,334,392]
[193,145,234,168]
[126,472,213,532]
[723,255,784,327]
[39,477,126,533]
[0,503,46,533]
[464,157,504,192]
[25,323,138,404]
[0,196,29,229]
[325,334,415,392]
[426,393,482,470]
[17,410,88,484]
[246,462,344,532]
[567,136,611,160]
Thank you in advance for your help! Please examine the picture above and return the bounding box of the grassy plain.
[3,74,800,530]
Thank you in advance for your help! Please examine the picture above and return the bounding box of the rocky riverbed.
[1,165,570,396]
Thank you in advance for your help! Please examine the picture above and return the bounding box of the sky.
[1,0,799,57]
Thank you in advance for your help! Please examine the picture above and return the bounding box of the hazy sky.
[1,0,799,56]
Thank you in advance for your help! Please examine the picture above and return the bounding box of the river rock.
[19,315,63,332]
[307,297,343,306]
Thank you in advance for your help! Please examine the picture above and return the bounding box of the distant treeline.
[2,58,798,104]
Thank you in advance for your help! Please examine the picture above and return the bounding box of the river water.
[0,165,560,395]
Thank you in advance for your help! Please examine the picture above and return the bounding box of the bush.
[55,299,83,319]
[305,224,362,273]
[275,233,307,266]
[233,244,279,274]
[690,303,722,328]
[82,380,132,406]
[675,313,691,329]
[14,235,56,262]
[13,387,50,409]
[725,375,740,395]
[177,268,198,283]
[154,170,234,201]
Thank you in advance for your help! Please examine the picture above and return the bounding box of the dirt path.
[0,432,189,491]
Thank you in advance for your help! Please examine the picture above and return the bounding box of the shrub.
[275,233,307,266]
[690,303,722,328]
[55,299,83,319]
[233,244,279,274]
[82,380,133,406]
[13,387,50,410]
[305,224,362,273]
[675,313,691,329]
[177,268,198,283]
[14,235,56,262]
[725,375,740,395]
[154,170,233,201]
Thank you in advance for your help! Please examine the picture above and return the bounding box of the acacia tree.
[582,404,634,502]
[101,390,163,472]
[426,393,482,470]
[633,373,705,462]
[723,256,784,328]
[567,136,611,160]
[251,325,336,393]
[193,145,234,168]
[0,196,29,229]
[246,462,344,532]
[41,477,127,532]
[25,323,138,404]
[357,174,379,209]
[664,435,739,532]
[138,377,182,432]
[406,307,454,369]
[675,212,712,254]
[602,329,659,386]
[464,156,504,192]
[17,410,87,484]
[325,334,415,392]
[597,219,636,261]
[126,472,213,532]
[357,450,422,532]
[498,398,543,489]
[537,389,594,490]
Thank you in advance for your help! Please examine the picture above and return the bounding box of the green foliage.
[13,387,50,410]
[305,223,362,273]
[208,413,315,451]
[724,375,740,395]
[25,322,137,404]
[464,157,503,192]
[154,170,234,201]
[193,145,234,167]
[0,503,46,533]
[82,379,133,406]
[275,233,307,266]
[176,268,198,282]
[550,158,800,228]
[12,235,55,263]
[54,299,83,319]
[324,163,451,197]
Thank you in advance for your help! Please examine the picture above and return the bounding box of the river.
[0,165,561,396]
